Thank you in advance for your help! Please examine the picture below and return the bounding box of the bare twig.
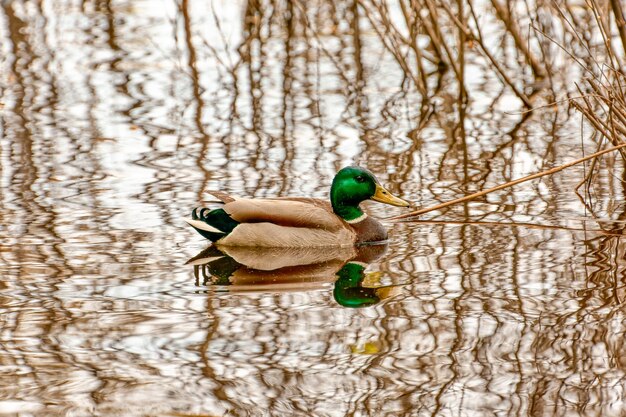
[610,0,626,67]
[491,0,546,78]
[439,0,534,107]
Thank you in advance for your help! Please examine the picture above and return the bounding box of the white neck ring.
[346,213,368,224]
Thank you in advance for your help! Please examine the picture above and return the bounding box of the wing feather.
[219,223,355,247]
[222,198,346,231]
[206,191,237,203]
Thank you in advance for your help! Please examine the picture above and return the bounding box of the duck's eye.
[355,175,365,183]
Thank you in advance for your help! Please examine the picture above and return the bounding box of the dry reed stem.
[389,143,626,221]
[398,0,430,91]
[610,0,626,64]
[490,0,546,78]
[571,92,626,160]
[438,0,534,107]
[357,1,424,92]
[402,219,626,236]
[421,0,462,79]
[574,134,602,194]
[587,0,620,71]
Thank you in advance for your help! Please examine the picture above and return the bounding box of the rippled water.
[2,1,626,416]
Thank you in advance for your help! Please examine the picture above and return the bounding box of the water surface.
[2,1,626,416]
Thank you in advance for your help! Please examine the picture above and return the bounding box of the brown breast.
[350,216,388,244]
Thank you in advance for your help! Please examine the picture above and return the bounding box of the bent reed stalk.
[390,143,626,221]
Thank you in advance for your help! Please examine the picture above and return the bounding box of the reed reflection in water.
[2,0,626,416]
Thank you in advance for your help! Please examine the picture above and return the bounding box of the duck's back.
[216,196,356,247]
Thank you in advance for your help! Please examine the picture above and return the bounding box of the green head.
[330,166,409,222]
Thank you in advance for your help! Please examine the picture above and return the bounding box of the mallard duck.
[184,166,410,247]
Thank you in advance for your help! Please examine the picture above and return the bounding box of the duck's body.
[186,193,389,247]
[184,166,409,247]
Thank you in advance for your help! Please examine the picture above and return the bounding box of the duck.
[184,166,410,247]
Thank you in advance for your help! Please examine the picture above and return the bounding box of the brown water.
[2,1,626,416]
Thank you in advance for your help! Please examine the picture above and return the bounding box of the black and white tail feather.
[184,203,240,242]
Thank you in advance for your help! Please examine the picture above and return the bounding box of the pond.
[2,1,626,416]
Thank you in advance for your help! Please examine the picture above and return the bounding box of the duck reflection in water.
[187,243,402,308]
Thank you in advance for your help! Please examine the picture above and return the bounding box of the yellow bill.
[371,184,410,207]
